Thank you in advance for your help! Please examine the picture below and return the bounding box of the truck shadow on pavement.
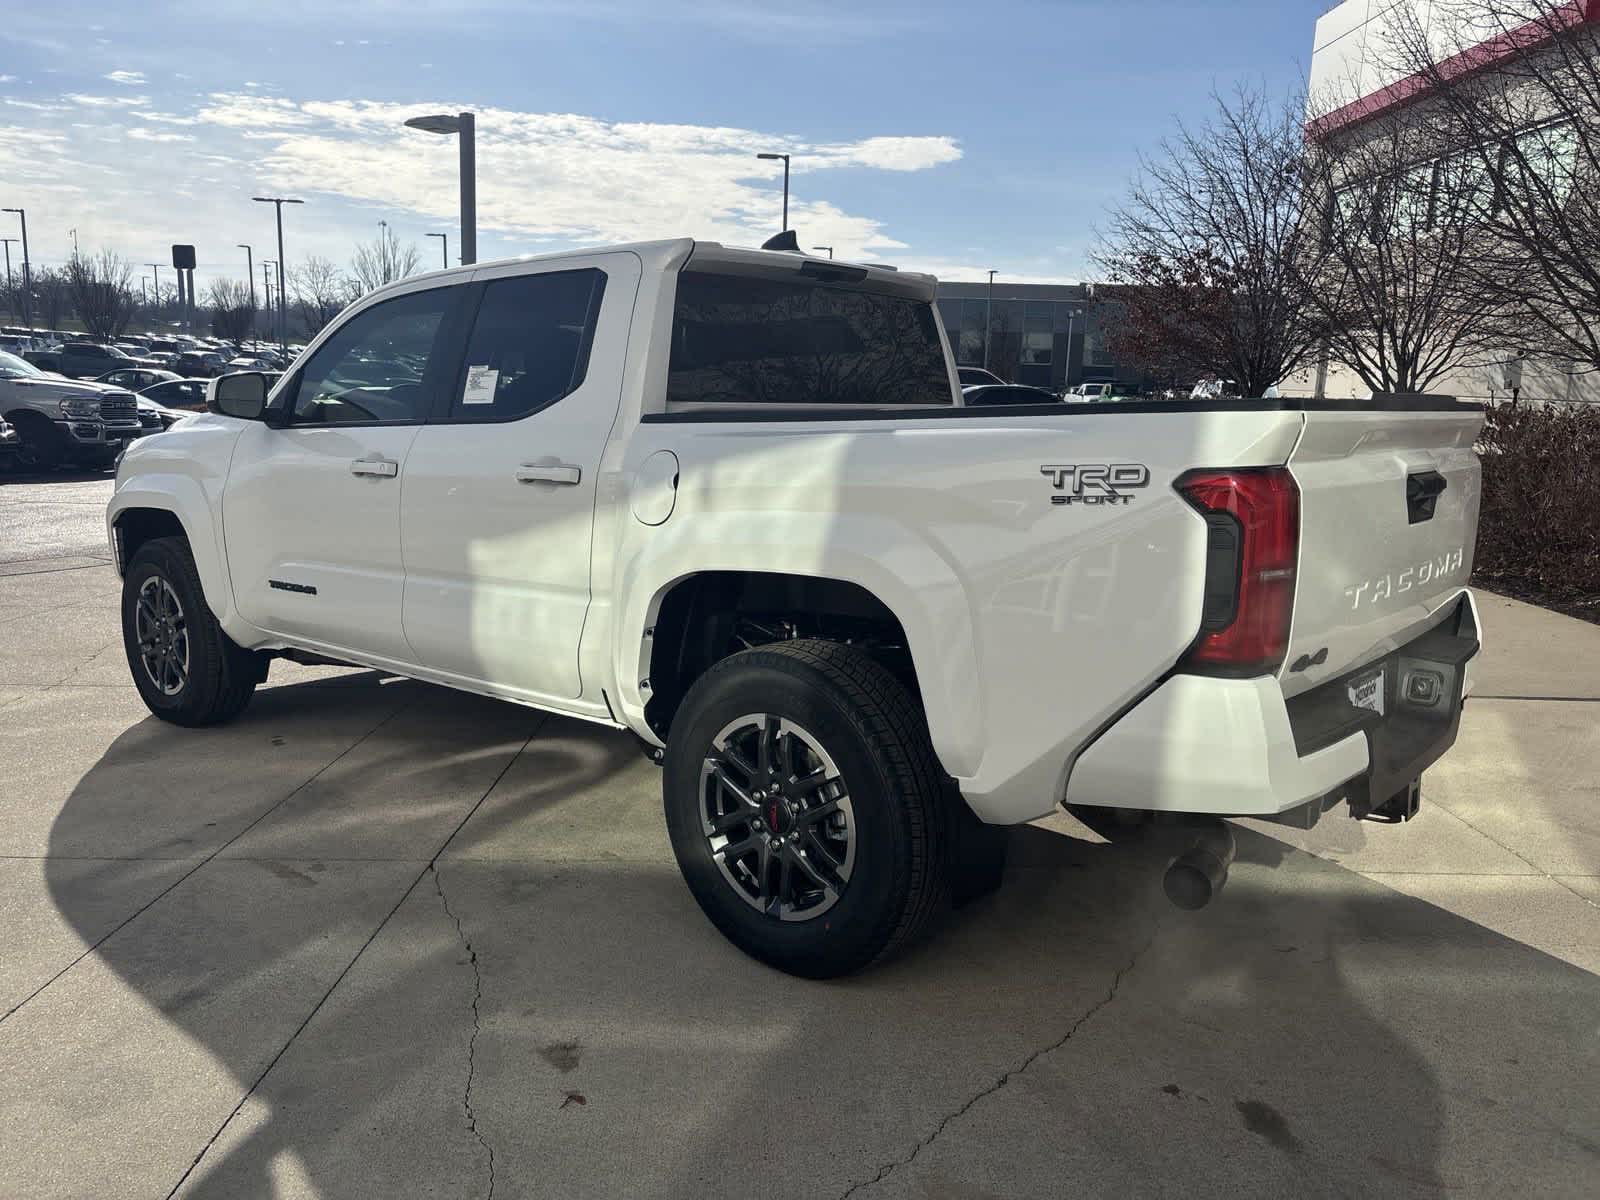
[40,671,1600,1199]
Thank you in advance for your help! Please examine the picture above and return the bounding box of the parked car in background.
[960,383,1061,406]
[0,349,142,468]
[173,350,228,378]
[98,368,182,392]
[25,341,162,380]
[1063,382,1144,403]
[1190,378,1243,401]
[136,394,188,432]
[225,355,277,372]
[957,366,1006,387]
[138,378,212,412]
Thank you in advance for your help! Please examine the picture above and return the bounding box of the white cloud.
[2,88,984,287]
[179,95,961,255]
[64,93,150,108]
[0,75,15,84]
[128,127,195,143]
[104,70,147,85]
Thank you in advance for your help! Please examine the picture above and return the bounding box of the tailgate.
[1282,402,1484,698]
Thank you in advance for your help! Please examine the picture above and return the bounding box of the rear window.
[667,271,952,407]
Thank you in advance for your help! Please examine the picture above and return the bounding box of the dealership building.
[1306,0,1600,403]
[933,282,1143,393]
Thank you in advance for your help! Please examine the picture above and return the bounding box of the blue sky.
[1,1,1319,291]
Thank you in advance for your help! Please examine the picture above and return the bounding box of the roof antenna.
[760,230,802,253]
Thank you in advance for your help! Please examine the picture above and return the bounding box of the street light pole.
[237,244,254,308]
[813,245,833,259]
[984,269,997,372]
[756,152,791,231]
[427,232,448,269]
[253,196,304,352]
[0,238,14,319]
[2,209,31,326]
[261,261,276,345]
[403,112,477,264]
[68,227,78,257]
[147,263,162,317]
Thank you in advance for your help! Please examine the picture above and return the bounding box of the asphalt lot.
[1,468,1597,1199]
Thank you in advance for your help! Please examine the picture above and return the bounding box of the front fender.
[614,511,985,779]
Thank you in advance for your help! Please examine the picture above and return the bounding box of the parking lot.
[1,471,1597,1199]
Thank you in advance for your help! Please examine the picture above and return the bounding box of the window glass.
[451,269,606,420]
[1513,121,1578,207]
[668,272,952,406]
[287,288,450,425]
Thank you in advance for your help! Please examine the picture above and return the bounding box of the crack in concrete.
[434,865,497,1200]
[1432,802,1600,912]
[836,927,1159,1199]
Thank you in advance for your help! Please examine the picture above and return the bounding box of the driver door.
[223,282,466,664]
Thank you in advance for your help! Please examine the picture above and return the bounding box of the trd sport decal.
[268,579,318,596]
[1040,463,1150,506]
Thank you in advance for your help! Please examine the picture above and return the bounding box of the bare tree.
[1375,0,1600,369]
[33,268,71,330]
[1300,104,1509,393]
[290,256,351,335]
[348,227,420,295]
[1095,84,1325,396]
[66,251,136,341]
[207,279,257,347]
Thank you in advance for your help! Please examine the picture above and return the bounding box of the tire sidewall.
[663,653,914,973]
[121,543,205,718]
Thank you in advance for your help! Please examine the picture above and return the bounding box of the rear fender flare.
[614,512,985,778]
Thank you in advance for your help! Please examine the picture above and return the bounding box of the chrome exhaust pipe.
[1163,822,1236,911]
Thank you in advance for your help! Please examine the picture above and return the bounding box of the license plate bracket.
[1347,666,1386,717]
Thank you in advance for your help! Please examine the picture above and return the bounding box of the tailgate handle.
[1406,471,1447,524]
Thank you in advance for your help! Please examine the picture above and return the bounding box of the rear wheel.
[121,536,266,726]
[663,639,949,977]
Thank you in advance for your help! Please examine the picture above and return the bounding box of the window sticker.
[462,365,499,405]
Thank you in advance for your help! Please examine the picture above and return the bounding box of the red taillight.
[1176,468,1300,674]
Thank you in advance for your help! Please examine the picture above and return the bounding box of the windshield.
[0,350,44,379]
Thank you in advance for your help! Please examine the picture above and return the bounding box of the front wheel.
[121,536,266,726]
[663,640,950,978]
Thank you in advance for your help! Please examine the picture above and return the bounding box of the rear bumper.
[1063,591,1480,818]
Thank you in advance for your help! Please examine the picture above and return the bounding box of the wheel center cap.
[766,794,795,835]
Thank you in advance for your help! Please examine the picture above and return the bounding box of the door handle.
[516,464,582,486]
[350,458,399,478]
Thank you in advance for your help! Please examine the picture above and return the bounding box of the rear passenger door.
[400,252,640,702]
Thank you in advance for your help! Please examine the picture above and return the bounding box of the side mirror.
[209,372,269,420]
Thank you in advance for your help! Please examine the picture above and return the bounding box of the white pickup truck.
[107,239,1483,976]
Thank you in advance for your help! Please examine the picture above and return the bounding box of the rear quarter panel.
[609,407,1305,822]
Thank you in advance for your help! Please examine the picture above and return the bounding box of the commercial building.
[933,282,1143,393]
[1305,0,1600,403]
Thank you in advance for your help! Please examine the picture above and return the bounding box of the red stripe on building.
[1308,0,1600,140]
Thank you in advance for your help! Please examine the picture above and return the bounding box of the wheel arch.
[108,480,244,636]
[623,563,984,779]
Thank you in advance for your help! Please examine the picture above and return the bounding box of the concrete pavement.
[0,474,1596,1198]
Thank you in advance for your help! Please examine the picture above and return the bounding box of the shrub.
[1474,401,1600,599]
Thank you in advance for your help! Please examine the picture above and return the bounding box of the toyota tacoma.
[106,239,1483,976]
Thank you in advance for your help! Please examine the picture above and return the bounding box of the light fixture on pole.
[427,232,448,269]
[813,245,833,259]
[756,152,791,231]
[2,208,31,325]
[68,228,79,256]
[404,112,477,265]
[253,195,303,352]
